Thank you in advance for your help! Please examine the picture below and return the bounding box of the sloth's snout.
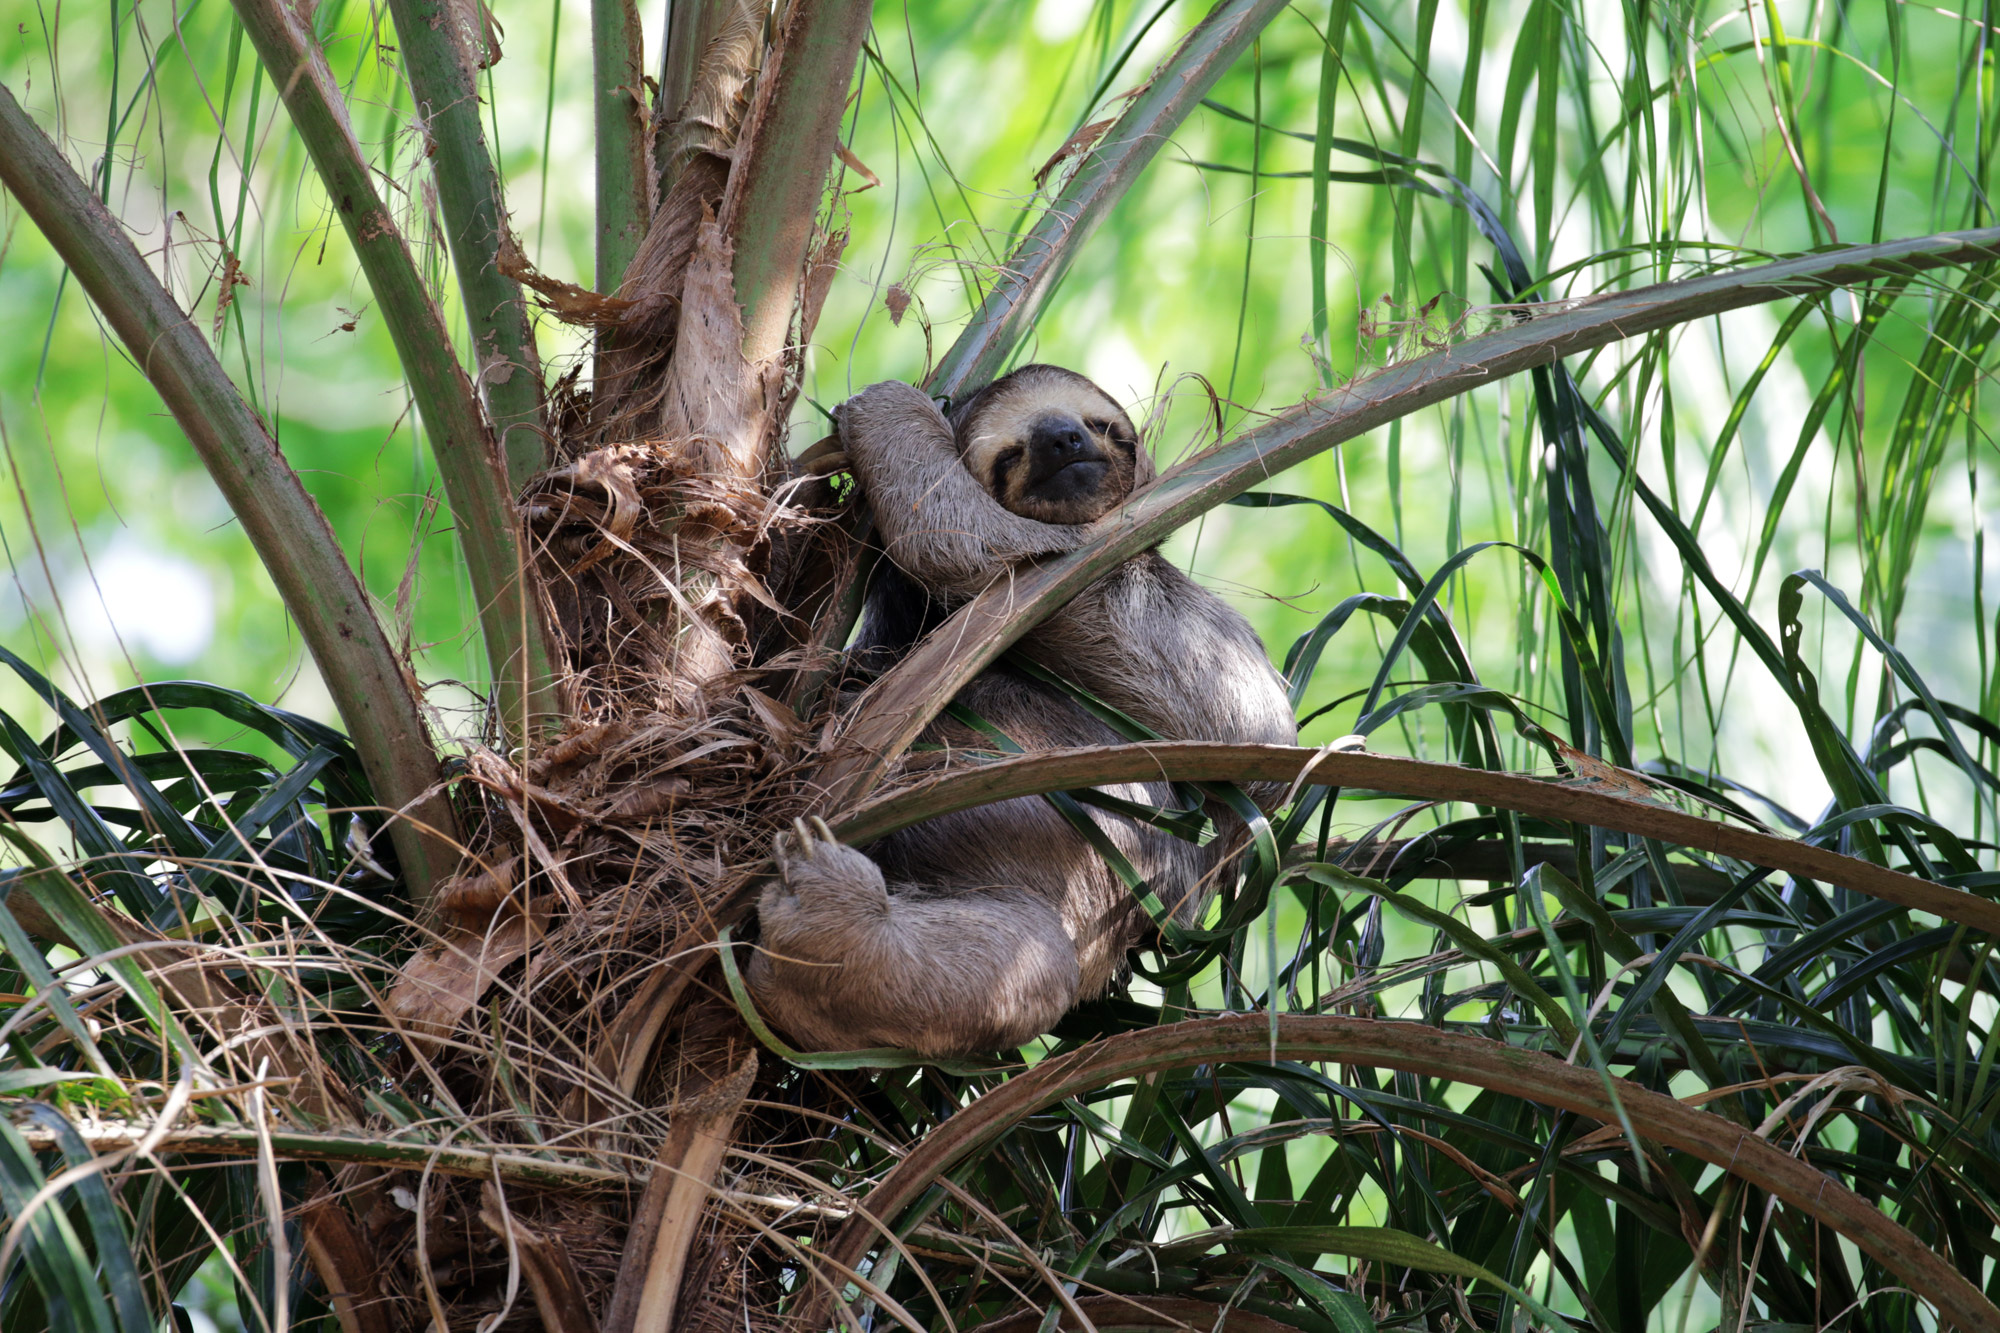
[1027,414,1105,473]
[1040,420,1090,456]
[1015,411,1116,519]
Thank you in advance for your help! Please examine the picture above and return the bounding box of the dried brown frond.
[497,233,637,325]
[358,374,871,1327]
[341,2,893,1318]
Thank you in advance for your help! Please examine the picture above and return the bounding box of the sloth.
[748,366,1298,1058]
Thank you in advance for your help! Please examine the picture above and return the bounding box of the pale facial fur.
[951,365,1147,524]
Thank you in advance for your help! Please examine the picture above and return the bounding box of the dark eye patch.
[1085,417,1140,456]
[988,445,1025,491]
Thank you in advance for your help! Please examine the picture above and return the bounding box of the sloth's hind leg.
[747,819,1080,1059]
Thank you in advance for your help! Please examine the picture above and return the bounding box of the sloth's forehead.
[962,381,1126,461]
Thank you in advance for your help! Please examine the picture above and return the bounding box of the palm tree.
[2,0,1997,1329]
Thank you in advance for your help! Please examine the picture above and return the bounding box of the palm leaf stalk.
[592,0,650,294]
[0,82,460,903]
[830,742,2000,934]
[225,0,564,740]
[384,0,549,486]
[722,0,877,371]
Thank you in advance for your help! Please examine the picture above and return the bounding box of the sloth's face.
[954,366,1143,525]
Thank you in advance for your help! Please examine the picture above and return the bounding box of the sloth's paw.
[767,817,888,915]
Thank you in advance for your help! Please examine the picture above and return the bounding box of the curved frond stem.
[226,0,565,741]
[924,0,1291,400]
[806,1015,2000,1332]
[821,229,2000,806]
[386,0,549,485]
[834,741,2000,934]
[0,81,460,905]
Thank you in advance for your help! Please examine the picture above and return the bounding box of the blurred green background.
[2,0,1994,839]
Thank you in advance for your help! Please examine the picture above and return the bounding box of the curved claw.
[809,816,837,843]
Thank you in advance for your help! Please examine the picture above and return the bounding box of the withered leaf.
[385,915,541,1046]
[833,141,879,191]
[1034,117,1116,190]
[497,232,634,324]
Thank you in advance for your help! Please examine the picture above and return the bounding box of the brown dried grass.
[335,7,898,1317]
[356,250,886,1327]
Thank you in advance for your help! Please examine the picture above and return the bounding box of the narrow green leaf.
[0,1118,112,1333]
[20,1107,151,1333]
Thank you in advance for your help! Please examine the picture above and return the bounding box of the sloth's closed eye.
[990,445,1025,479]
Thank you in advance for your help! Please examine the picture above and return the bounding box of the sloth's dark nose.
[1030,416,1095,460]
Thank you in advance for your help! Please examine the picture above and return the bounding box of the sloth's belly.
[867,666,1212,995]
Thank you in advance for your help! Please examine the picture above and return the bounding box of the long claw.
[792,817,815,847]
[810,816,837,843]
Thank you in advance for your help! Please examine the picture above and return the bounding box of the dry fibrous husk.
[442,0,503,75]
[335,1163,633,1333]
[594,0,767,434]
[346,4,884,1321]
[522,432,792,710]
[354,319,864,1329]
[360,408,870,1329]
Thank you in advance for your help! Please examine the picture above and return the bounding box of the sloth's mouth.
[1019,454,1118,522]
[1033,457,1106,495]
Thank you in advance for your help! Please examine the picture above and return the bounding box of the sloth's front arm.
[837,380,1087,599]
